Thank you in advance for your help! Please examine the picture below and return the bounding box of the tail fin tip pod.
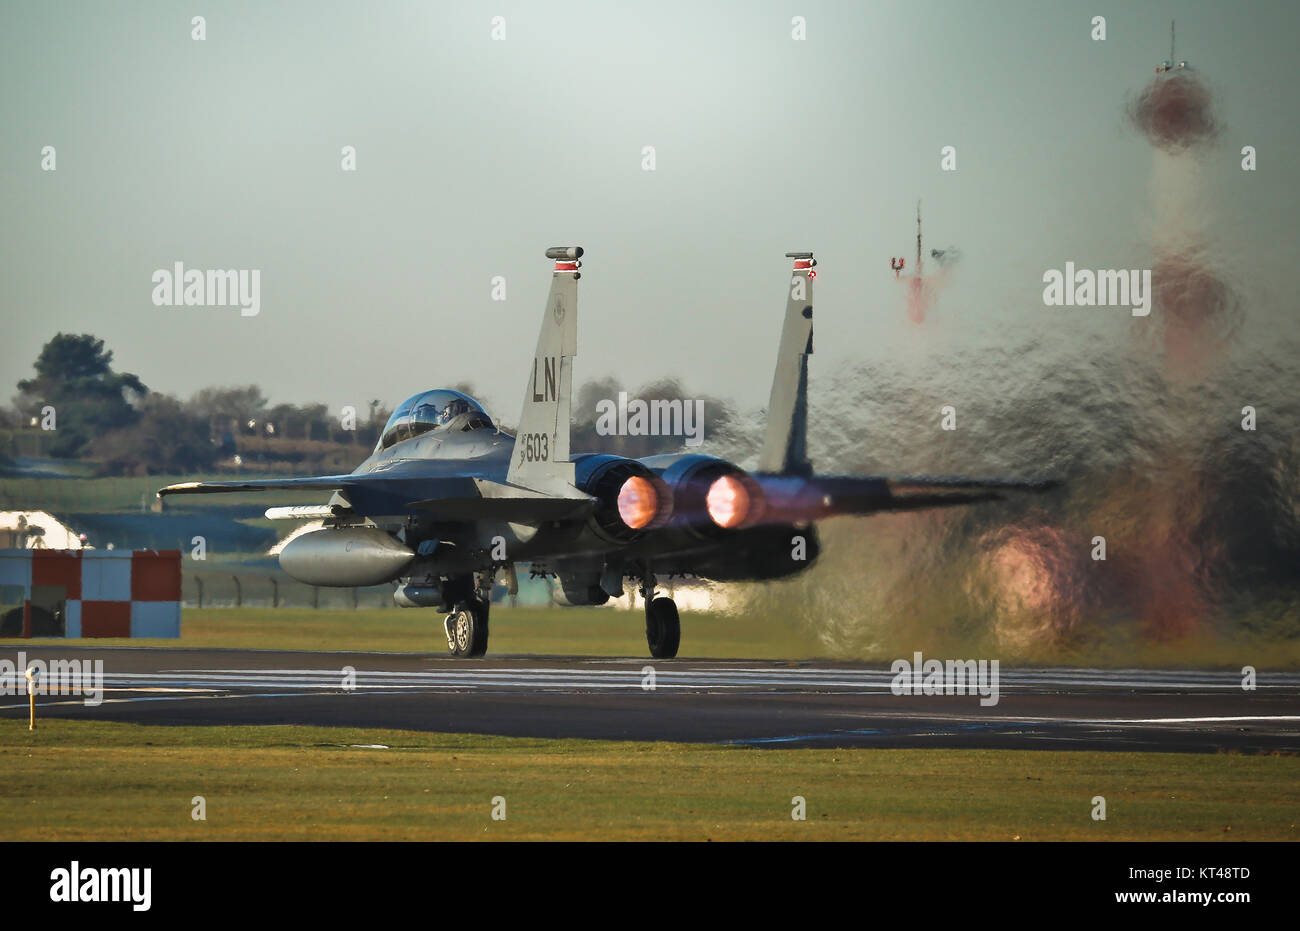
[758,251,816,477]
[507,246,584,493]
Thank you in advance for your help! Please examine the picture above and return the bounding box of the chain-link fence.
[183,567,395,609]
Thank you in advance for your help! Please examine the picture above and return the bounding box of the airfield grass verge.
[0,606,823,658]
[2,718,1297,841]
[5,607,1300,667]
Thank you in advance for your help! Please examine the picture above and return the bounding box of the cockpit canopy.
[377,389,493,451]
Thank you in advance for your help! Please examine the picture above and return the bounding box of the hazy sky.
[3,0,1297,422]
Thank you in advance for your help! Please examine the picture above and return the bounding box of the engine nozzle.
[705,474,752,529]
[617,475,659,530]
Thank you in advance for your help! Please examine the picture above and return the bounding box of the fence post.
[195,576,204,609]
[312,586,319,609]
[232,575,242,608]
[271,578,278,608]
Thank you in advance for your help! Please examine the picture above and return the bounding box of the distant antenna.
[915,200,923,274]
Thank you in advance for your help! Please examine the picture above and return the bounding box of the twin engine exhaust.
[276,458,769,594]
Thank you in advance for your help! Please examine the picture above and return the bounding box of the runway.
[4,646,1299,751]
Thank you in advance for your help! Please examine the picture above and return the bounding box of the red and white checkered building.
[0,549,181,638]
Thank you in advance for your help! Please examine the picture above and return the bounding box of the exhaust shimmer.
[710,77,1295,661]
[1127,72,1221,153]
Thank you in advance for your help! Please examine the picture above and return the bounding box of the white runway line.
[1095,715,1300,724]
[80,665,1300,695]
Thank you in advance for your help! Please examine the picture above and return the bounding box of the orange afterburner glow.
[617,475,658,530]
[706,475,750,529]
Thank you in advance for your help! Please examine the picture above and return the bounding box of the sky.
[2,0,1297,422]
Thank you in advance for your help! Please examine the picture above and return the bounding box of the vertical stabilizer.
[506,247,582,493]
[757,252,815,477]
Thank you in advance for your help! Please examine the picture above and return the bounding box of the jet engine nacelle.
[278,527,414,587]
[573,454,671,545]
[640,453,764,539]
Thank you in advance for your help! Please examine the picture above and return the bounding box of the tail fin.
[757,252,815,477]
[506,246,582,492]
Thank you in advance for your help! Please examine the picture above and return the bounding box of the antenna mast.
[915,200,922,273]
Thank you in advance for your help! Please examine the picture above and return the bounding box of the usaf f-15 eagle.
[159,247,1055,658]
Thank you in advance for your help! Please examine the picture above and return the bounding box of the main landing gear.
[641,572,680,659]
[443,573,490,657]
[444,596,489,657]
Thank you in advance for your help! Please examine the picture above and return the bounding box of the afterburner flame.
[706,475,750,529]
[616,475,658,530]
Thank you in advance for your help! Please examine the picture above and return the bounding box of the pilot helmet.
[438,398,470,425]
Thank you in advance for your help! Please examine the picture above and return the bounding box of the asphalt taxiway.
[3,646,1298,751]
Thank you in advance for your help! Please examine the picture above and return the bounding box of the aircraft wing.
[158,475,371,496]
[157,473,595,523]
[753,473,1060,521]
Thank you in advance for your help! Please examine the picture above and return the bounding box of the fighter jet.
[1155,20,1190,73]
[159,247,1057,659]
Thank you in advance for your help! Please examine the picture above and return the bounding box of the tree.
[570,375,736,457]
[185,385,268,440]
[15,334,147,458]
[91,393,218,476]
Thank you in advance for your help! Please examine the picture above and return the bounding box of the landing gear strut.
[641,572,679,659]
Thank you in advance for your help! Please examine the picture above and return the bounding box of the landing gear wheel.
[466,597,490,658]
[645,596,680,659]
[446,598,490,658]
[446,607,473,657]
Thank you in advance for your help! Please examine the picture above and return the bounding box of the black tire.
[466,597,490,657]
[645,596,680,659]
[446,607,474,657]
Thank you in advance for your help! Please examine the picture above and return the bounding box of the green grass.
[2,719,1296,840]
[1,605,823,657]
[0,473,315,512]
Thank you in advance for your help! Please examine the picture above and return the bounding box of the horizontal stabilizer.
[754,473,1060,522]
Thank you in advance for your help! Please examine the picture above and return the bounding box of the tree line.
[4,333,748,476]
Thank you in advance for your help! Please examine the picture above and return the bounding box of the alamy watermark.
[889,651,1000,707]
[593,392,704,446]
[152,262,261,317]
[50,861,150,911]
[1042,262,1151,317]
[1,653,103,706]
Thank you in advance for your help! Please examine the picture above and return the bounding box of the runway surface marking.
[5,650,1298,750]
[21,665,1297,695]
